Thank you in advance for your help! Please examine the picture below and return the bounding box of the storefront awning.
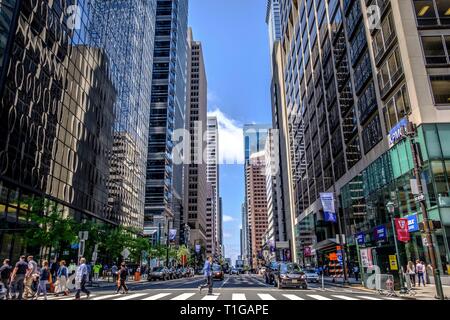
[312,238,338,252]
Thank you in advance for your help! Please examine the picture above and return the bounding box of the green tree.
[24,197,77,260]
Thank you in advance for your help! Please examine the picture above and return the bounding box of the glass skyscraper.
[90,0,157,229]
[145,0,189,242]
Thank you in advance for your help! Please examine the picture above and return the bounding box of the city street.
[43,274,402,301]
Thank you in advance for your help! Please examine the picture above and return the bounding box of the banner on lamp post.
[320,192,336,223]
[395,218,410,242]
[169,229,177,243]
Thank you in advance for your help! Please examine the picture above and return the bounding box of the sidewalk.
[321,276,450,300]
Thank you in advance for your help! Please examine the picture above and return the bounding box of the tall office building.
[90,0,157,229]
[246,152,269,269]
[274,0,450,273]
[206,116,220,256]
[266,0,282,61]
[241,202,249,265]
[243,124,270,266]
[183,28,208,250]
[145,0,189,243]
[0,1,119,258]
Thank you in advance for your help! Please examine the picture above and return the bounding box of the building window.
[414,0,450,26]
[430,75,450,105]
[421,36,450,65]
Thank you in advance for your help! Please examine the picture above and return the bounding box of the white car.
[304,269,319,283]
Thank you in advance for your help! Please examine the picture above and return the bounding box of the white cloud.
[223,215,234,222]
[208,108,244,165]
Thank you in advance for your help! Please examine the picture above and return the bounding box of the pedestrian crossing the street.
[45,291,399,301]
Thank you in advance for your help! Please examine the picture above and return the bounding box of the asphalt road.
[43,274,402,301]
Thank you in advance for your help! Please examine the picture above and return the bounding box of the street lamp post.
[166,218,172,268]
[386,201,407,294]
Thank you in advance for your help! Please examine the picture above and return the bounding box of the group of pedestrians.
[406,259,432,287]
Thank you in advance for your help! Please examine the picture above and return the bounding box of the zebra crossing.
[44,290,399,301]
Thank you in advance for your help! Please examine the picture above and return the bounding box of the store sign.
[389,255,398,270]
[388,118,408,148]
[320,193,336,223]
[360,248,373,267]
[395,218,410,243]
[373,225,387,241]
[407,215,419,232]
[356,233,365,245]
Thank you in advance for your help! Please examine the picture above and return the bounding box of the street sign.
[422,235,430,247]
[373,225,387,241]
[414,194,425,202]
[78,231,89,241]
[121,248,130,259]
[389,255,398,270]
[78,240,85,258]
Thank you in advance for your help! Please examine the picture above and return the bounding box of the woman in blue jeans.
[35,260,49,300]
[416,260,426,287]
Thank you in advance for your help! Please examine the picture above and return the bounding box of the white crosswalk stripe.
[171,293,196,300]
[232,293,246,300]
[331,295,360,300]
[92,294,122,300]
[257,293,276,300]
[202,293,220,300]
[356,295,383,300]
[283,294,304,300]
[308,294,332,300]
[143,293,172,300]
[114,293,147,300]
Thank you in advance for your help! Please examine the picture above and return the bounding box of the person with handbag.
[55,260,69,296]
[74,258,91,300]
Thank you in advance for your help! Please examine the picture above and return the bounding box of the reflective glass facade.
[145,0,188,240]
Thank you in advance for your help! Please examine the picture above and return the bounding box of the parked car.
[274,263,307,289]
[264,261,279,285]
[167,267,177,279]
[148,267,168,281]
[212,264,224,281]
[304,269,319,283]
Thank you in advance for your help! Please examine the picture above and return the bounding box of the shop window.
[429,75,450,105]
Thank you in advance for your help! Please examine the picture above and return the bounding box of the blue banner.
[373,225,387,241]
[407,214,419,232]
[324,211,337,222]
[388,118,408,147]
[169,229,177,242]
[356,232,365,245]
[320,193,337,223]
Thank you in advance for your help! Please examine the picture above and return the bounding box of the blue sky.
[189,0,272,264]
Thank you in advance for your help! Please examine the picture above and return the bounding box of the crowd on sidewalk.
[0,255,148,300]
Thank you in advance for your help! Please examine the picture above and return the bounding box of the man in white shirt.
[74,258,90,300]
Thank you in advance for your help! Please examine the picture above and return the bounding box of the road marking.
[356,295,383,300]
[202,293,220,300]
[332,295,360,300]
[143,293,172,300]
[308,294,332,300]
[283,294,305,300]
[115,293,147,300]
[257,293,276,300]
[92,294,123,300]
[220,276,231,288]
[171,293,196,300]
[56,295,96,301]
[232,293,246,300]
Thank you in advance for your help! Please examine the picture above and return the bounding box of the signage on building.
[388,118,408,148]
[356,232,365,245]
[169,229,177,242]
[407,214,419,232]
[320,193,336,223]
[304,246,312,257]
[395,218,410,242]
[329,253,338,261]
[360,248,373,267]
[389,255,398,270]
[373,225,387,241]
[195,244,201,253]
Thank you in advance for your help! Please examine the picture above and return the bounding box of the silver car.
[304,269,319,283]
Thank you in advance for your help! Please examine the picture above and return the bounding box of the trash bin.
[135,272,141,281]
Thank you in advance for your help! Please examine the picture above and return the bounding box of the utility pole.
[405,122,444,300]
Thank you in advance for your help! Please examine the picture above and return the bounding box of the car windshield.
[305,269,317,274]
[153,267,163,272]
[279,263,302,274]
[212,264,221,271]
